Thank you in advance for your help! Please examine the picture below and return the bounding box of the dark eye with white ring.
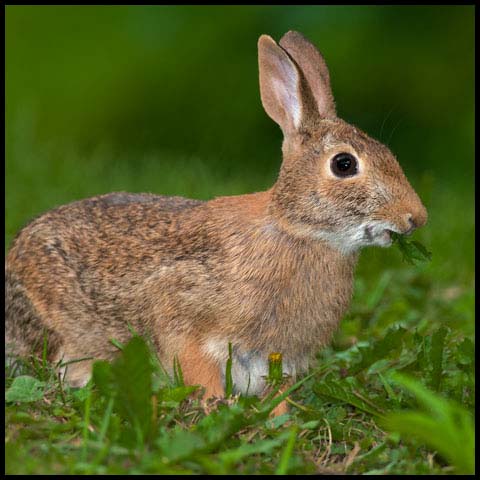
[331,152,358,177]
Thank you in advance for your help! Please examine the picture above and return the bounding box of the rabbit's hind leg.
[5,270,64,367]
[55,352,94,388]
[5,268,123,388]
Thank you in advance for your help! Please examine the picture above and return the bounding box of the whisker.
[379,105,397,142]
[386,116,404,146]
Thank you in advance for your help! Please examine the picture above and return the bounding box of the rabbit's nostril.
[403,214,416,235]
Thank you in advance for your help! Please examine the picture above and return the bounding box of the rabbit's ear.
[279,31,336,119]
[258,34,308,136]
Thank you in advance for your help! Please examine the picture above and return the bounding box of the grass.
[5,272,474,474]
[5,139,475,474]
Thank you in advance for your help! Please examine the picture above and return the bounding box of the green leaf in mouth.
[390,232,432,265]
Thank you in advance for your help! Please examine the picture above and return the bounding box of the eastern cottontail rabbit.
[5,31,427,406]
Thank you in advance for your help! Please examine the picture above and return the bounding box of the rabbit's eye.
[331,153,358,177]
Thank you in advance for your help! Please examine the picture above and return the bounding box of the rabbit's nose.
[404,206,428,235]
[403,215,416,236]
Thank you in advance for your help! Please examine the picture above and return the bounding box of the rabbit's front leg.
[178,338,224,399]
[178,342,293,417]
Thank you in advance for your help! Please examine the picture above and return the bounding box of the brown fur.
[179,338,224,398]
[5,31,427,414]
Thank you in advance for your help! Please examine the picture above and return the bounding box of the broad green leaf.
[92,336,154,444]
[378,372,401,406]
[299,420,320,430]
[351,327,407,374]
[366,358,392,375]
[382,373,475,474]
[72,386,93,402]
[384,410,474,474]
[265,413,291,430]
[92,360,114,397]
[219,432,289,466]
[313,379,385,417]
[197,404,249,449]
[456,337,474,365]
[157,385,198,405]
[156,427,205,462]
[111,337,153,441]
[5,376,45,403]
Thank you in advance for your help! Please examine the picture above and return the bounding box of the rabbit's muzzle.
[391,202,428,235]
[369,188,428,244]
[364,200,427,247]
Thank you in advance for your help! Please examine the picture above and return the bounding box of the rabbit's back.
[5,192,215,372]
[7,192,207,273]
[6,192,210,302]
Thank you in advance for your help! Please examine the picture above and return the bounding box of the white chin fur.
[315,221,396,255]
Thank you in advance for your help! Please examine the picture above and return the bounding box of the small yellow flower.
[269,352,282,363]
[268,352,283,385]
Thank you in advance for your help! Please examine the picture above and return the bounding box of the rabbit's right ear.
[258,35,309,136]
[279,31,336,119]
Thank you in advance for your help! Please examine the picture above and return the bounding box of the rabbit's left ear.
[279,31,336,119]
[258,34,312,136]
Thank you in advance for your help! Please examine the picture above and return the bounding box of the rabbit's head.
[259,31,427,254]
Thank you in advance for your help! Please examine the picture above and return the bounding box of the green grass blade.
[275,426,298,475]
[225,342,234,397]
[81,385,93,462]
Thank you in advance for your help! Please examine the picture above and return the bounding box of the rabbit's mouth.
[378,229,394,246]
[384,229,395,241]
[364,226,394,247]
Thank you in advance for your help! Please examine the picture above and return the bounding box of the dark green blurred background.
[5,6,474,325]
